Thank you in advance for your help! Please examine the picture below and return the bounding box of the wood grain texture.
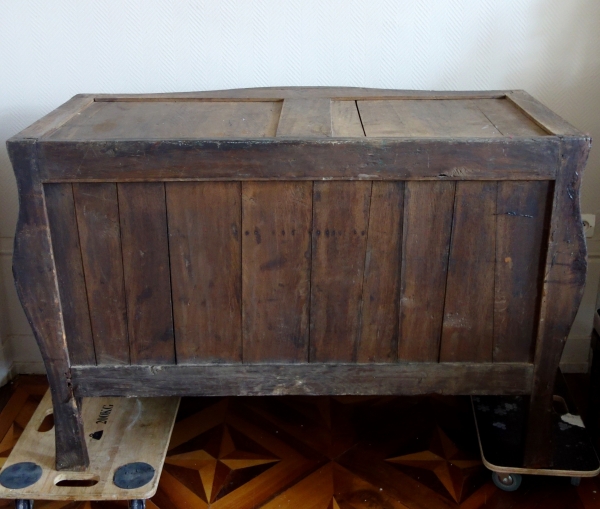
[493,181,551,363]
[71,363,534,397]
[474,99,547,136]
[242,182,312,363]
[357,182,404,362]
[9,88,585,475]
[276,98,332,137]
[167,182,242,364]
[524,137,590,468]
[4,377,597,509]
[506,90,582,136]
[440,182,497,363]
[357,99,502,137]
[309,181,372,362]
[38,138,559,181]
[73,183,129,365]
[118,183,175,365]
[8,138,89,471]
[47,100,283,140]
[399,181,455,361]
[12,94,94,140]
[0,390,179,501]
[331,101,365,137]
[45,183,96,366]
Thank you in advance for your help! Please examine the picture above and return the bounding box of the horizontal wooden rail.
[71,362,534,397]
[38,138,558,182]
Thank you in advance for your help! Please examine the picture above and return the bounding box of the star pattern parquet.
[0,377,597,509]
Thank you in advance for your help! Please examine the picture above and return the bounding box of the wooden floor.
[0,377,598,509]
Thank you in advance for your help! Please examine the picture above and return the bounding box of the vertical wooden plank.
[494,181,551,363]
[357,182,404,362]
[12,135,90,471]
[399,181,455,361]
[73,183,129,365]
[118,183,175,365]
[310,181,371,362]
[167,182,242,363]
[45,183,96,366]
[242,182,312,362]
[440,181,497,363]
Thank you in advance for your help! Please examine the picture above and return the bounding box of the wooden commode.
[6,87,590,472]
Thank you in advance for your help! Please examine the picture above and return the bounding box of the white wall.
[1,0,599,375]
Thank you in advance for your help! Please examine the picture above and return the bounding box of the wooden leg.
[524,377,557,468]
[9,139,90,471]
[523,137,590,468]
[49,375,89,471]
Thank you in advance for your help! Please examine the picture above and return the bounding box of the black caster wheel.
[15,500,33,509]
[128,500,145,509]
[571,476,581,486]
[492,472,522,491]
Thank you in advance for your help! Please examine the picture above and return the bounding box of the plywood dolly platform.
[0,391,179,509]
[472,372,600,491]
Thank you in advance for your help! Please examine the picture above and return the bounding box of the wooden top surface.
[38,88,557,141]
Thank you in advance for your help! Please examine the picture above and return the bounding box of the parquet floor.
[0,377,598,509]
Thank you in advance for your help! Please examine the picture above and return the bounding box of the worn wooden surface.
[242,182,312,363]
[45,184,95,366]
[0,390,179,500]
[9,133,91,471]
[38,138,559,181]
[524,137,590,468]
[73,183,129,365]
[118,183,175,365]
[71,363,534,397]
[440,182,497,363]
[358,181,404,362]
[167,182,242,364]
[493,181,551,363]
[8,87,589,473]
[309,182,371,362]
[399,181,454,362]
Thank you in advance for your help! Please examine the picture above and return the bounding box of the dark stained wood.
[506,90,582,136]
[8,139,89,471]
[276,99,332,137]
[73,183,129,365]
[44,184,96,366]
[357,182,404,362]
[37,137,559,181]
[47,101,282,141]
[71,363,534,397]
[474,98,547,136]
[242,182,312,363]
[440,182,497,363]
[524,137,590,468]
[309,182,372,362]
[8,88,588,475]
[493,181,551,363]
[167,182,242,364]
[118,183,175,365]
[399,181,455,361]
